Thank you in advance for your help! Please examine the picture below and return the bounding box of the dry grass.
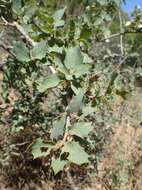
[85,89,142,190]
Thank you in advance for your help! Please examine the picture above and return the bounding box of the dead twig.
[14,141,30,147]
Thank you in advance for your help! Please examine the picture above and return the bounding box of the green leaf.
[69,122,93,139]
[37,74,60,93]
[54,57,72,80]
[70,84,82,95]
[82,53,93,63]
[53,8,65,21]
[31,138,53,159]
[23,6,37,23]
[54,20,65,28]
[12,0,22,13]
[61,142,89,165]
[50,116,65,140]
[94,18,102,26]
[51,158,67,175]
[31,41,47,59]
[81,106,94,117]
[80,27,92,40]
[102,27,111,38]
[53,8,65,28]
[48,45,63,54]
[64,47,90,77]
[38,12,54,24]
[98,0,107,6]
[65,46,83,70]
[13,42,30,62]
[73,64,90,78]
[68,90,84,113]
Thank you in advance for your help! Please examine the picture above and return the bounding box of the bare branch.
[118,10,124,55]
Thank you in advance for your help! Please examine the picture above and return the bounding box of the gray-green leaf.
[82,53,93,63]
[12,0,22,13]
[31,138,53,159]
[51,158,67,175]
[65,46,83,70]
[64,47,90,77]
[69,122,93,139]
[13,42,30,62]
[54,20,65,28]
[68,90,84,113]
[53,8,65,21]
[53,8,65,28]
[31,41,47,60]
[55,57,72,80]
[50,116,65,140]
[81,106,94,117]
[61,142,89,165]
[37,74,60,93]
[49,45,63,54]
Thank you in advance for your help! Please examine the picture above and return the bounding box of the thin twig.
[0,43,16,68]
[119,10,124,55]
[111,54,129,73]
[14,141,30,146]
[53,110,71,151]
[0,44,15,58]
[101,31,142,42]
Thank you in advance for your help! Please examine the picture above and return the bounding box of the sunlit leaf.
[32,138,53,159]
[50,116,65,140]
[48,45,63,54]
[12,0,22,13]
[65,46,83,70]
[53,8,65,28]
[64,47,90,77]
[31,41,47,59]
[37,74,60,93]
[82,53,93,63]
[54,20,65,28]
[69,122,93,139]
[61,142,89,165]
[53,8,65,21]
[51,158,67,175]
[81,106,94,117]
[13,42,30,62]
[70,84,82,95]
